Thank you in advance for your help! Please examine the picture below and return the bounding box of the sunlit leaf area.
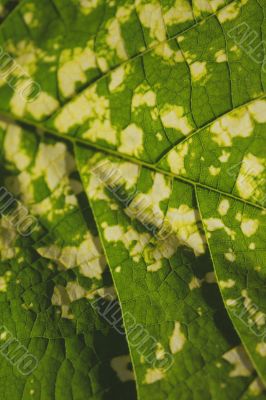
[0,0,265,399]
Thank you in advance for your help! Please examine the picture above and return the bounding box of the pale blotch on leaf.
[218,150,230,163]
[54,95,91,133]
[153,42,184,64]
[106,18,128,61]
[166,141,189,175]
[167,204,206,256]
[118,123,144,157]
[116,4,134,23]
[169,321,186,354]
[204,218,236,240]
[218,199,230,216]
[51,281,89,319]
[161,105,194,135]
[222,346,254,377]
[163,0,193,26]
[210,108,254,147]
[23,2,38,28]
[220,279,235,289]
[190,61,207,82]
[193,0,226,17]
[33,142,75,191]
[4,124,31,170]
[248,100,266,123]
[132,82,156,110]
[256,343,266,358]
[11,91,59,121]
[111,355,135,382]
[155,343,165,360]
[240,218,259,237]
[0,271,12,292]
[58,41,97,98]
[136,2,166,45]
[224,248,236,263]
[0,218,18,261]
[248,378,266,397]
[38,232,106,280]
[209,165,221,176]
[109,64,127,92]
[82,87,117,145]
[78,0,100,15]
[236,153,265,201]
[189,276,201,290]
[125,172,171,230]
[144,368,165,384]
[215,49,228,63]
[218,1,243,23]
[51,285,74,320]
[103,224,150,263]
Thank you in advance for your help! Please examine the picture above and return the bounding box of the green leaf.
[0,124,136,399]
[75,145,265,398]
[0,0,266,398]
[197,188,266,385]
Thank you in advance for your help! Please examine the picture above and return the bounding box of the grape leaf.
[0,0,265,399]
[0,124,136,399]
[75,144,266,399]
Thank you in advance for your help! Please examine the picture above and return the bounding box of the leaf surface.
[75,145,265,398]
[0,0,265,398]
[0,123,136,399]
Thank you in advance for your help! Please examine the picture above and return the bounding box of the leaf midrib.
[1,0,259,212]
[0,0,239,113]
[0,106,264,212]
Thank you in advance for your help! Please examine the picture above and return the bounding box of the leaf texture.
[0,0,265,399]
